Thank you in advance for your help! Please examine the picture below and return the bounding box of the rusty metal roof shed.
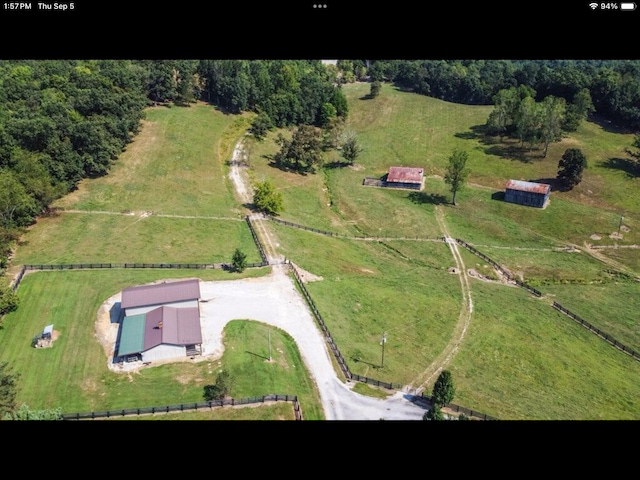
[505,179,551,195]
[387,166,424,184]
[121,278,201,309]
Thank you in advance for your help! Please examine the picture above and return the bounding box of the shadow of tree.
[408,191,449,205]
[528,177,563,192]
[599,157,640,178]
[454,124,487,140]
[324,160,351,169]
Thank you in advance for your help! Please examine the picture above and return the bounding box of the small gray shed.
[504,180,551,208]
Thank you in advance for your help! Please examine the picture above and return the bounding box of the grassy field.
[0,271,322,418]
[446,280,640,420]
[12,213,261,265]
[53,103,251,217]
[4,79,640,420]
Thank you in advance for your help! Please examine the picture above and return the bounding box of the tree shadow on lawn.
[408,191,449,205]
[599,157,640,178]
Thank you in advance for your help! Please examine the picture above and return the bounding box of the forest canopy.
[1,59,638,276]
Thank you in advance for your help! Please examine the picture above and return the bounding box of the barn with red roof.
[116,278,202,363]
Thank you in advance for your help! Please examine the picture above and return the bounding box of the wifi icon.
[589,2,599,8]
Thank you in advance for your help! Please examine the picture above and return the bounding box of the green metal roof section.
[118,314,146,357]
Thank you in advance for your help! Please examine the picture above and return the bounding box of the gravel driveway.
[197,266,427,420]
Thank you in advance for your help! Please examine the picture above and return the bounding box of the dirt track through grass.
[410,206,474,393]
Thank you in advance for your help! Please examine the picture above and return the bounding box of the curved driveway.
[222,138,428,420]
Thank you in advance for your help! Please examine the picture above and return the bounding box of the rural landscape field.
[1,62,639,420]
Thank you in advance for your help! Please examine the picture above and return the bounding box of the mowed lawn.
[12,213,261,265]
[0,269,329,418]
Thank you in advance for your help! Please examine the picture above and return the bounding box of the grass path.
[410,206,474,394]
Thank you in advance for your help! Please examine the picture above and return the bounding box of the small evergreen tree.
[432,369,455,406]
[231,248,247,273]
[423,404,444,421]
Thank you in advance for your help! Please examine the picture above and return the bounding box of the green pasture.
[542,282,640,354]
[12,214,260,265]
[446,280,640,420]
[269,223,462,385]
[342,82,640,213]
[53,104,251,217]
[4,83,640,420]
[0,271,329,419]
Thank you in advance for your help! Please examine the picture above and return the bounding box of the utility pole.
[380,332,387,368]
[618,214,624,236]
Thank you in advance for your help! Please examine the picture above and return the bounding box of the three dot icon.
[313,4,328,8]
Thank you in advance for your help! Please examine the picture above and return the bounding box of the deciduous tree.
[203,369,234,401]
[0,285,19,316]
[4,404,62,420]
[443,150,470,206]
[253,179,283,216]
[557,148,587,190]
[340,132,363,165]
[0,362,19,418]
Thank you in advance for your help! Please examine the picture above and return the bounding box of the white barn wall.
[141,344,187,362]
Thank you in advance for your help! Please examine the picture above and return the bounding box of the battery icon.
[621,2,636,9]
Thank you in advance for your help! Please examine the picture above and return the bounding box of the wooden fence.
[269,216,444,242]
[289,263,352,380]
[552,301,640,362]
[10,264,26,291]
[245,215,269,265]
[62,394,301,420]
[349,373,402,390]
[454,238,542,297]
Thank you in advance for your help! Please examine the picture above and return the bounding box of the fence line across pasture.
[268,215,446,242]
[454,238,640,363]
[551,302,640,362]
[62,394,302,420]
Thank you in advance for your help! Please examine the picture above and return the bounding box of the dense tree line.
[341,60,640,130]
[0,60,348,277]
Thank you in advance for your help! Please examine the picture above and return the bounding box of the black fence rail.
[269,216,445,242]
[289,263,352,380]
[418,393,498,420]
[350,373,402,390]
[21,261,270,271]
[10,265,26,291]
[245,215,269,265]
[454,238,542,297]
[62,394,301,420]
[552,302,640,362]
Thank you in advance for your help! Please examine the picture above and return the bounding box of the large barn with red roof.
[116,278,203,363]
